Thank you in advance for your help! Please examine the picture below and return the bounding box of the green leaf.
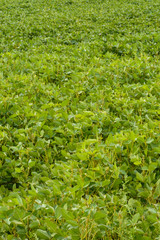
[149,162,157,172]
[132,213,140,225]
[136,172,144,182]
[134,228,144,234]
[94,211,107,220]
[146,138,154,144]
[130,154,142,165]
[154,179,160,199]
[55,207,62,219]
[61,208,74,221]
[29,221,40,229]
[36,229,51,240]
[76,152,88,161]
[45,219,57,233]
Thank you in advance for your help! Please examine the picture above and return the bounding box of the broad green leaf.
[55,207,62,219]
[132,213,140,225]
[29,221,40,229]
[36,229,51,240]
[94,211,107,220]
[61,208,74,221]
[154,179,160,199]
[136,172,144,182]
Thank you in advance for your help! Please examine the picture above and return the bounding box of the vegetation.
[0,0,160,239]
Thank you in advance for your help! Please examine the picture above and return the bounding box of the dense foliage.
[0,0,160,239]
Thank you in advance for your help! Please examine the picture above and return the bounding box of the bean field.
[0,0,160,239]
